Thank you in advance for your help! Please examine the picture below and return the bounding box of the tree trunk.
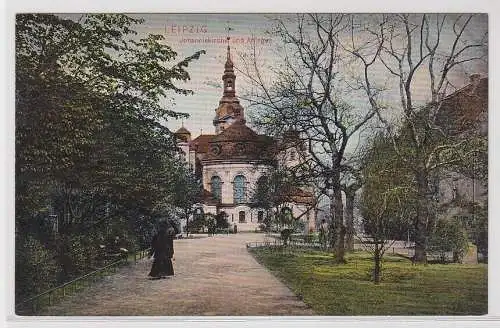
[413,171,434,264]
[373,244,381,284]
[330,181,345,263]
[345,190,355,252]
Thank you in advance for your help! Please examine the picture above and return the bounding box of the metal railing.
[15,248,149,315]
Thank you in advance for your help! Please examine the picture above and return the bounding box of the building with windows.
[174,44,316,232]
[434,74,488,259]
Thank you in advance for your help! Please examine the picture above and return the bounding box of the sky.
[130,14,488,140]
[130,14,277,137]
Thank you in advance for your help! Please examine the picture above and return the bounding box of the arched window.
[211,176,222,201]
[233,175,246,204]
[239,211,246,223]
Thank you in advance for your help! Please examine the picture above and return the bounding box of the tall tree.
[339,14,487,263]
[243,14,376,263]
[15,13,205,298]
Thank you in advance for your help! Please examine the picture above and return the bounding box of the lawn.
[249,247,487,315]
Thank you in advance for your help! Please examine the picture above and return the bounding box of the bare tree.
[338,14,487,263]
[341,164,363,251]
[241,14,377,263]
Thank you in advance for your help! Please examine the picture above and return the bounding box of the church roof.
[211,120,259,143]
[174,126,191,135]
[435,75,487,136]
[190,134,216,153]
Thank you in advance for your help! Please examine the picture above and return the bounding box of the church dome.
[174,126,191,142]
[204,121,275,162]
[175,126,191,135]
[211,120,257,143]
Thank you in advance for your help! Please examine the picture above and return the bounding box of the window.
[257,211,264,223]
[233,175,246,204]
[239,211,246,223]
[211,176,222,201]
[290,150,296,161]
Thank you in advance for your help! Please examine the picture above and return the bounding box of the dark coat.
[148,228,174,277]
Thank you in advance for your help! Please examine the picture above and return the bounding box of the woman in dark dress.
[148,223,175,279]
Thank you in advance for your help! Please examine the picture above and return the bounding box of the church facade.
[174,44,316,232]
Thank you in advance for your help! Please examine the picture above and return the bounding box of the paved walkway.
[40,233,314,316]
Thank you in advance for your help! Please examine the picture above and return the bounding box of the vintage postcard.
[10,8,492,327]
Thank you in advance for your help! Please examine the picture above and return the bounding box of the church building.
[174,44,316,232]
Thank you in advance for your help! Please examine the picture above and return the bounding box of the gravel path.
[39,233,314,316]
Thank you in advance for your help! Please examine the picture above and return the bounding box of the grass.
[249,247,487,315]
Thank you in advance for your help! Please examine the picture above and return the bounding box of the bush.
[428,218,469,263]
[215,212,229,229]
[258,223,268,232]
[205,214,217,235]
[189,215,206,233]
[15,234,59,302]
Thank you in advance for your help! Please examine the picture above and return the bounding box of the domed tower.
[174,126,192,142]
[174,125,194,171]
[213,43,245,134]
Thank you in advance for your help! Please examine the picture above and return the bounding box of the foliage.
[250,166,311,237]
[205,213,217,235]
[15,13,204,300]
[250,166,301,212]
[472,202,488,262]
[358,133,418,281]
[428,218,469,263]
[15,234,60,302]
[215,212,230,229]
[342,13,487,263]
[360,133,416,241]
[250,248,487,315]
[245,14,378,263]
[188,214,206,233]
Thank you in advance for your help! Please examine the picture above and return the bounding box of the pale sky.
[132,14,488,140]
[131,14,277,137]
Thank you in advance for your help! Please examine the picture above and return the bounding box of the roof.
[190,134,216,153]
[201,121,276,162]
[174,126,191,135]
[436,76,487,136]
[211,120,260,143]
